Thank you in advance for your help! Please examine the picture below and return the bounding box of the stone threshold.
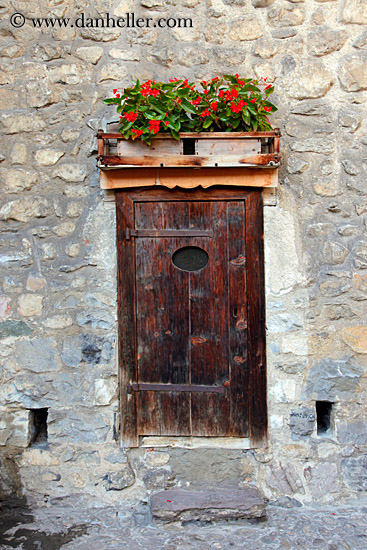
[150,484,266,524]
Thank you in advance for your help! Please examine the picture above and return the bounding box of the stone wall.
[1,0,366,505]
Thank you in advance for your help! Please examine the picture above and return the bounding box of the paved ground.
[1,495,367,550]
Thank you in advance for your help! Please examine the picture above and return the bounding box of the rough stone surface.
[101,465,135,491]
[289,407,315,438]
[151,485,266,522]
[338,55,367,92]
[304,357,363,400]
[285,61,333,99]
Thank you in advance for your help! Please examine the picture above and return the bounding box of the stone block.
[170,449,245,483]
[303,463,339,497]
[0,410,32,447]
[267,314,303,333]
[339,0,367,25]
[75,46,103,65]
[338,55,367,92]
[307,28,347,56]
[268,6,305,27]
[145,452,170,467]
[99,63,127,83]
[151,485,266,523]
[229,15,263,41]
[142,468,175,491]
[267,462,304,495]
[48,410,110,443]
[338,421,367,445]
[353,31,367,49]
[285,61,333,99]
[0,112,46,134]
[0,321,33,339]
[18,294,43,317]
[14,338,59,373]
[94,377,117,406]
[342,455,367,491]
[0,198,52,223]
[321,242,349,265]
[304,357,363,401]
[289,407,315,438]
[101,465,135,491]
[54,164,87,183]
[35,149,64,166]
[0,168,38,193]
[341,326,367,354]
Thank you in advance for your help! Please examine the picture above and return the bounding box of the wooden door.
[116,187,267,447]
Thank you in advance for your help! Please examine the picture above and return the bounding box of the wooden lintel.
[100,167,278,190]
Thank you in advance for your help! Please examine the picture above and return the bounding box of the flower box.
[97,126,281,170]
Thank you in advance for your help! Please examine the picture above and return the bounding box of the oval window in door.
[172,246,209,272]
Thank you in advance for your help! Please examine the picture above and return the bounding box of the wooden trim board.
[100,167,278,190]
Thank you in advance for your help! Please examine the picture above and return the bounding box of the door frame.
[115,186,267,448]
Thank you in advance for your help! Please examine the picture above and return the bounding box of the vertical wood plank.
[135,202,191,435]
[115,191,138,447]
[227,201,249,437]
[190,201,231,436]
[246,191,267,447]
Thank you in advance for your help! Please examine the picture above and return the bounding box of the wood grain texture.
[246,191,267,447]
[227,201,249,437]
[98,153,278,168]
[100,167,278,190]
[115,191,138,447]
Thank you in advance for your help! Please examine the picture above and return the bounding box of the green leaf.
[202,117,213,129]
[170,129,180,140]
[180,98,197,115]
[103,98,119,104]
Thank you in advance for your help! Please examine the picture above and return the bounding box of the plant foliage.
[104,74,277,145]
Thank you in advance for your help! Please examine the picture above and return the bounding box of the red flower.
[191,96,201,106]
[115,94,120,98]
[200,108,211,117]
[250,98,257,103]
[264,106,272,112]
[235,74,239,78]
[265,84,273,90]
[123,111,138,122]
[211,102,218,111]
[113,89,117,94]
[203,90,209,95]
[131,129,143,137]
[202,80,207,86]
[164,120,169,125]
[218,90,224,98]
[230,99,246,113]
[238,80,244,86]
[148,120,160,133]
[231,88,238,98]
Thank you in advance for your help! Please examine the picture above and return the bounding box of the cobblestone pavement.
[1,496,367,550]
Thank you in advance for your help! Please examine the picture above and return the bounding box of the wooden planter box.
[97,125,281,190]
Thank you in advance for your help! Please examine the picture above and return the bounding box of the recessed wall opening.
[182,138,196,155]
[29,408,49,446]
[316,401,333,435]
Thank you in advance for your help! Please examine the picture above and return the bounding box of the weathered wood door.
[116,187,266,447]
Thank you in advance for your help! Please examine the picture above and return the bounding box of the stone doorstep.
[150,485,266,524]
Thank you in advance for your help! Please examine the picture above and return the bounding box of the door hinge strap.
[126,228,213,240]
[128,383,225,394]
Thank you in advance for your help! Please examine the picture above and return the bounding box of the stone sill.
[140,436,251,449]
